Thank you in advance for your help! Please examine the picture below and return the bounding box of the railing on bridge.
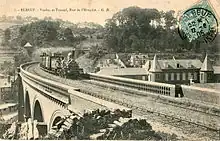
[20,62,79,106]
[89,73,176,97]
[20,62,131,113]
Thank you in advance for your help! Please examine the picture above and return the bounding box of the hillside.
[0,22,24,30]
[0,18,104,49]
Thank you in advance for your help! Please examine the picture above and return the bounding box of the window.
[182,73,186,80]
[194,72,197,80]
[187,62,192,68]
[156,74,160,79]
[177,63,180,68]
[176,73,180,80]
[164,62,168,68]
[165,73,169,81]
[188,72,192,80]
[171,73,174,80]
[201,73,203,80]
[207,73,212,79]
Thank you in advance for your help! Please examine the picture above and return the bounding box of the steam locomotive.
[40,49,88,79]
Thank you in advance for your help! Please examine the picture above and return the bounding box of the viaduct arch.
[24,91,31,120]
[33,100,44,122]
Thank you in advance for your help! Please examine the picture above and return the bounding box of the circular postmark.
[178,7,218,43]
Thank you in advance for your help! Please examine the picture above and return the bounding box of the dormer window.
[187,62,192,68]
[164,62,168,68]
[177,63,180,68]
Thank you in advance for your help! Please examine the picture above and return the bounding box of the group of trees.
[0,61,15,75]
[103,6,218,53]
[14,20,103,47]
[2,7,219,54]
[18,20,85,46]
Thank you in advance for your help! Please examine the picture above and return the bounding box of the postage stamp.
[178,7,218,43]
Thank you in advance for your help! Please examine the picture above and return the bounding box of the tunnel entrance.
[33,100,44,122]
[25,92,31,120]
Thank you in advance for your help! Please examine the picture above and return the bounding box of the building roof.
[0,103,17,110]
[144,54,203,70]
[149,54,162,72]
[158,59,202,69]
[213,66,220,74]
[24,42,32,48]
[97,68,148,76]
[130,54,149,59]
[200,54,214,71]
[0,78,11,88]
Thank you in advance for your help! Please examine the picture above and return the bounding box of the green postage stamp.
[178,0,218,43]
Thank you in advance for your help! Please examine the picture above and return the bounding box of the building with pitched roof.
[97,67,148,80]
[129,54,149,67]
[97,54,220,84]
[0,78,12,101]
[144,54,202,84]
[145,54,220,84]
[24,42,34,55]
[24,42,32,48]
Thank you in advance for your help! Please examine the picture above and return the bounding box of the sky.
[0,0,220,25]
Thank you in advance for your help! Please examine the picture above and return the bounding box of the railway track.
[26,63,220,140]
[81,88,220,139]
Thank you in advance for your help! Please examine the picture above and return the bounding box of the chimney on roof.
[187,61,192,68]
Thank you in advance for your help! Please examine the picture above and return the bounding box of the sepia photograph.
[0,0,220,140]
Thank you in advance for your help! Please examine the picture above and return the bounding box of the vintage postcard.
[0,0,220,140]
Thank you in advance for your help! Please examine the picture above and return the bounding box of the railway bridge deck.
[19,62,220,140]
[18,62,130,135]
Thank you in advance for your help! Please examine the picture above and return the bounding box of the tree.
[64,28,74,43]
[104,7,164,53]
[19,20,60,46]
[104,6,201,53]
[14,47,31,67]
